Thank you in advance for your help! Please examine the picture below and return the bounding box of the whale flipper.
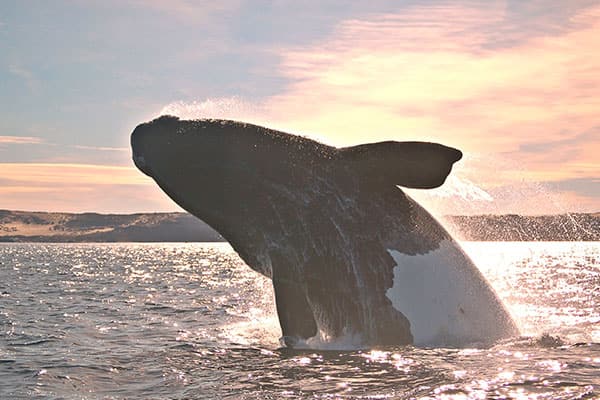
[273,279,317,346]
[271,252,317,344]
[341,141,462,189]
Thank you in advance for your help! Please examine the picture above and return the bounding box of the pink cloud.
[0,136,43,145]
[0,163,147,185]
[73,145,129,152]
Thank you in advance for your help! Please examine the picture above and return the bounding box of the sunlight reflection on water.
[464,241,600,342]
[0,242,599,399]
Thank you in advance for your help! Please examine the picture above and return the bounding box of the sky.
[1,0,599,215]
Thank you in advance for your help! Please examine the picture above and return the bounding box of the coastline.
[1,209,598,242]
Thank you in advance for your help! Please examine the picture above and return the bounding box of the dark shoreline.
[0,209,598,242]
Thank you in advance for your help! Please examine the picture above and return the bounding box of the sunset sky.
[1,1,599,215]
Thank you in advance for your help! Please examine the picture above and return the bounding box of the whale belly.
[386,240,516,347]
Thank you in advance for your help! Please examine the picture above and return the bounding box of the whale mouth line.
[132,154,146,167]
[132,153,153,177]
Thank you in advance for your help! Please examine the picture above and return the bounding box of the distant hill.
[0,210,598,242]
[0,210,222,242]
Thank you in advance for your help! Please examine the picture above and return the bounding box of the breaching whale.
[131,115,518,348]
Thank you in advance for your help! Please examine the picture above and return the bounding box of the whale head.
[131,116,343,227]
[131,115,462,221]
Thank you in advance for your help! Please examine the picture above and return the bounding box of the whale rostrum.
[131,115,518,348]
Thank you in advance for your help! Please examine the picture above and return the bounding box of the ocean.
[1,242,599,399]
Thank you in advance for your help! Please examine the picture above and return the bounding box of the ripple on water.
[0,242,599,399]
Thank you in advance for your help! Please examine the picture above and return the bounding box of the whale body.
[131,116,518,348]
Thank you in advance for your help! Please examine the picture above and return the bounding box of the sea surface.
[1,242,599,399]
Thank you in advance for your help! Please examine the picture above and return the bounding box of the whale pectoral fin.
[272,278,317,342]
[341,141,462,189]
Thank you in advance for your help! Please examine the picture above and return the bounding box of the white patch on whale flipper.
[386,240,512,347]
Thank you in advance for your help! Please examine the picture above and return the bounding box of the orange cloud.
[73,145,129,152]
[0,163,148,185]
[0,136,43,144]
[0,163,179,213]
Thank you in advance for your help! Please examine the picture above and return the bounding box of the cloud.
[162,4,600,161]
[7,64,38,93]
[519,130,597,155]
[0,136,43,145]
[73,145,129,152]
[119,0,242,25]
[270,5,599,139]
[0,163,179,213]
[0,163,148,185]
[550,177,600,199]
[163,8,600,158]
[0,183,179,213]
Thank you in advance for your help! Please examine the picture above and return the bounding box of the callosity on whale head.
[131,115,518,348]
